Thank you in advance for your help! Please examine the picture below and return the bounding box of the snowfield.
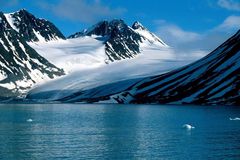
[28,36,108,72]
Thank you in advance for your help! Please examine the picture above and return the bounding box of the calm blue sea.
[0,104,239,159]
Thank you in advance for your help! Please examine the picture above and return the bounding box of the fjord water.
[0,104,239,159]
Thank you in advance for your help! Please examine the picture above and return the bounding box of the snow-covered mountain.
[0,9,208,102]
[27,21,180,100]
[30,20,172,73]
[0,12,64,98]
[4,9,65,42]
[69,19,168,62]
[27,30,240,105]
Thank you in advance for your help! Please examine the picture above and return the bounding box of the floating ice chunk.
[27,119,33,122]
[229,117,240,121]
[182,124,195,130]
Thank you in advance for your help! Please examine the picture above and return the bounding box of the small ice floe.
[229,117,240,121]
[182,124,195,130]
[26,119,33,122]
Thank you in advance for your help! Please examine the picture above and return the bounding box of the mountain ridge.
[68,19,168,62]
[4,9,65,42]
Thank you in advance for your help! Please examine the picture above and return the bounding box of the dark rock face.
[0,12,64,98]
[5,9,65,42]
[103,20,143,61]
[69,19,165,62]
[132,21,145,30]
[69,20,125,38]
[112,30,240,105]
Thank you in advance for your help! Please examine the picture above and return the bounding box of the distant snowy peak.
[69,20,127,38]
[69,19,168,62]
[132,21,146,30]
[4,9,65,42]
[0,12,64,98]
[132,21,167,46]
[69,19,166,45]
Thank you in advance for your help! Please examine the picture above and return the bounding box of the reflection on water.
[0,104,240,159]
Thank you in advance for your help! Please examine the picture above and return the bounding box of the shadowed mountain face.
[69,20,167,62]
[4,9,65,42]
[111,30,240,105]
[0,12,64,98]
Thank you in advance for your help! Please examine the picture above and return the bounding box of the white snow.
[32,29,46,42]
[4,13,19,32]
[0,82,16,90]
[134,28,168,46]
[28,37,107,72]
[0,38,9,51]
[0,72,7,81]
[4,33,16,53]
[0,61,12,73]
[18,42,27,53]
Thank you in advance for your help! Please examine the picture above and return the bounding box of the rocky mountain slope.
[0,11,64,98]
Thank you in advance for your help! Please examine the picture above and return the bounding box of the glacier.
[27,36,196,101]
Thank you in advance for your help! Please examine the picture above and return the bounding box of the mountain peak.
[70,19,128,38]
[109,19,126,25]
[14,8,33,17]
[3,9,65,42]
[69,19,168,62]
[70,19,131,38]
[132,21,146,30]
[17,8,29,13]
